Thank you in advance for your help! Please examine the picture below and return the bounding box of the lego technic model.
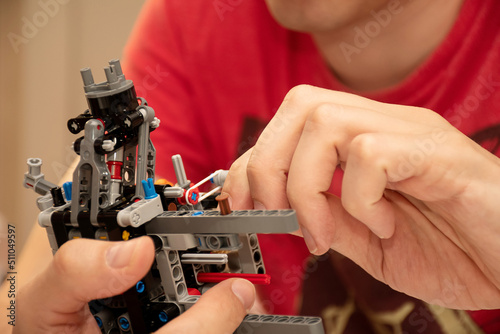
[24,60,325,334]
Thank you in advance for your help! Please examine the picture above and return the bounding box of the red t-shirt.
[123,0,500,332]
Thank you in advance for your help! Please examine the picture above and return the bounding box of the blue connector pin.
[63,182,72,201]
[141,178,158,199]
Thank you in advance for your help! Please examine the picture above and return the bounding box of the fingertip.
[231,279,256,312]
[223,152,254,210]
[364,200,396,239]
[105,236,154,269]
[368,219,396,239]
[293,196,336,255]
[36,237,156,315]
[139,235,156,254]
[106,238,140,269]
[252,200,266,210]
[300,225,334,255]
[311,241,331,256]
[300,227,318,254]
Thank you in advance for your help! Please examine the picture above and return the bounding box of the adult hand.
[223,84,500,310]
[15,237,255,334]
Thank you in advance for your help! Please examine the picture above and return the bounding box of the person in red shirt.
[14,0,500,333]
[122,0,500,332]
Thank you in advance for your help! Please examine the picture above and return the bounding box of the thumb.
[18,237,154,328]
[161,278,255,334]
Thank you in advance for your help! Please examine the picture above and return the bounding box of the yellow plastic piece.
[122,230,131,241]
[156,178,173,186]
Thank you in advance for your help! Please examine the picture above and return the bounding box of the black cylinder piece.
[67,112,92,134]
[123,110,145,129]
[50,187,66,207]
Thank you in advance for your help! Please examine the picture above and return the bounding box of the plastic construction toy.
[24,60,325,334]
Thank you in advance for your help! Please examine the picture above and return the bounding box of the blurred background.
[0,0,147,257]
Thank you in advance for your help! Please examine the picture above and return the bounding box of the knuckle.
[309,103,335,123]
[349,134,380,161]
[228,148,253,174]
[340,193,361,216]
[415,106,450,126]
[284,84,314,104]
[52,239,79,277]
[228,155,245,174]
[303,103,344,133]
[246,147,286,182]
[226,152,252,191]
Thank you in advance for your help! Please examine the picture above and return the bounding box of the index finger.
[245,84,434,210]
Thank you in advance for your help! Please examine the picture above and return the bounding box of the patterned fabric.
[300,252,484,334]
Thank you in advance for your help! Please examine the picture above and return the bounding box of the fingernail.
[368,225,389,239]
[253,200,266,210]
[301,227,318,254]
[106,239,139,269]
[231,279,256,311]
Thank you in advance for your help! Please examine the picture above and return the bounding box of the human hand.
[15,237,255,334]
[223,84,500,310]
